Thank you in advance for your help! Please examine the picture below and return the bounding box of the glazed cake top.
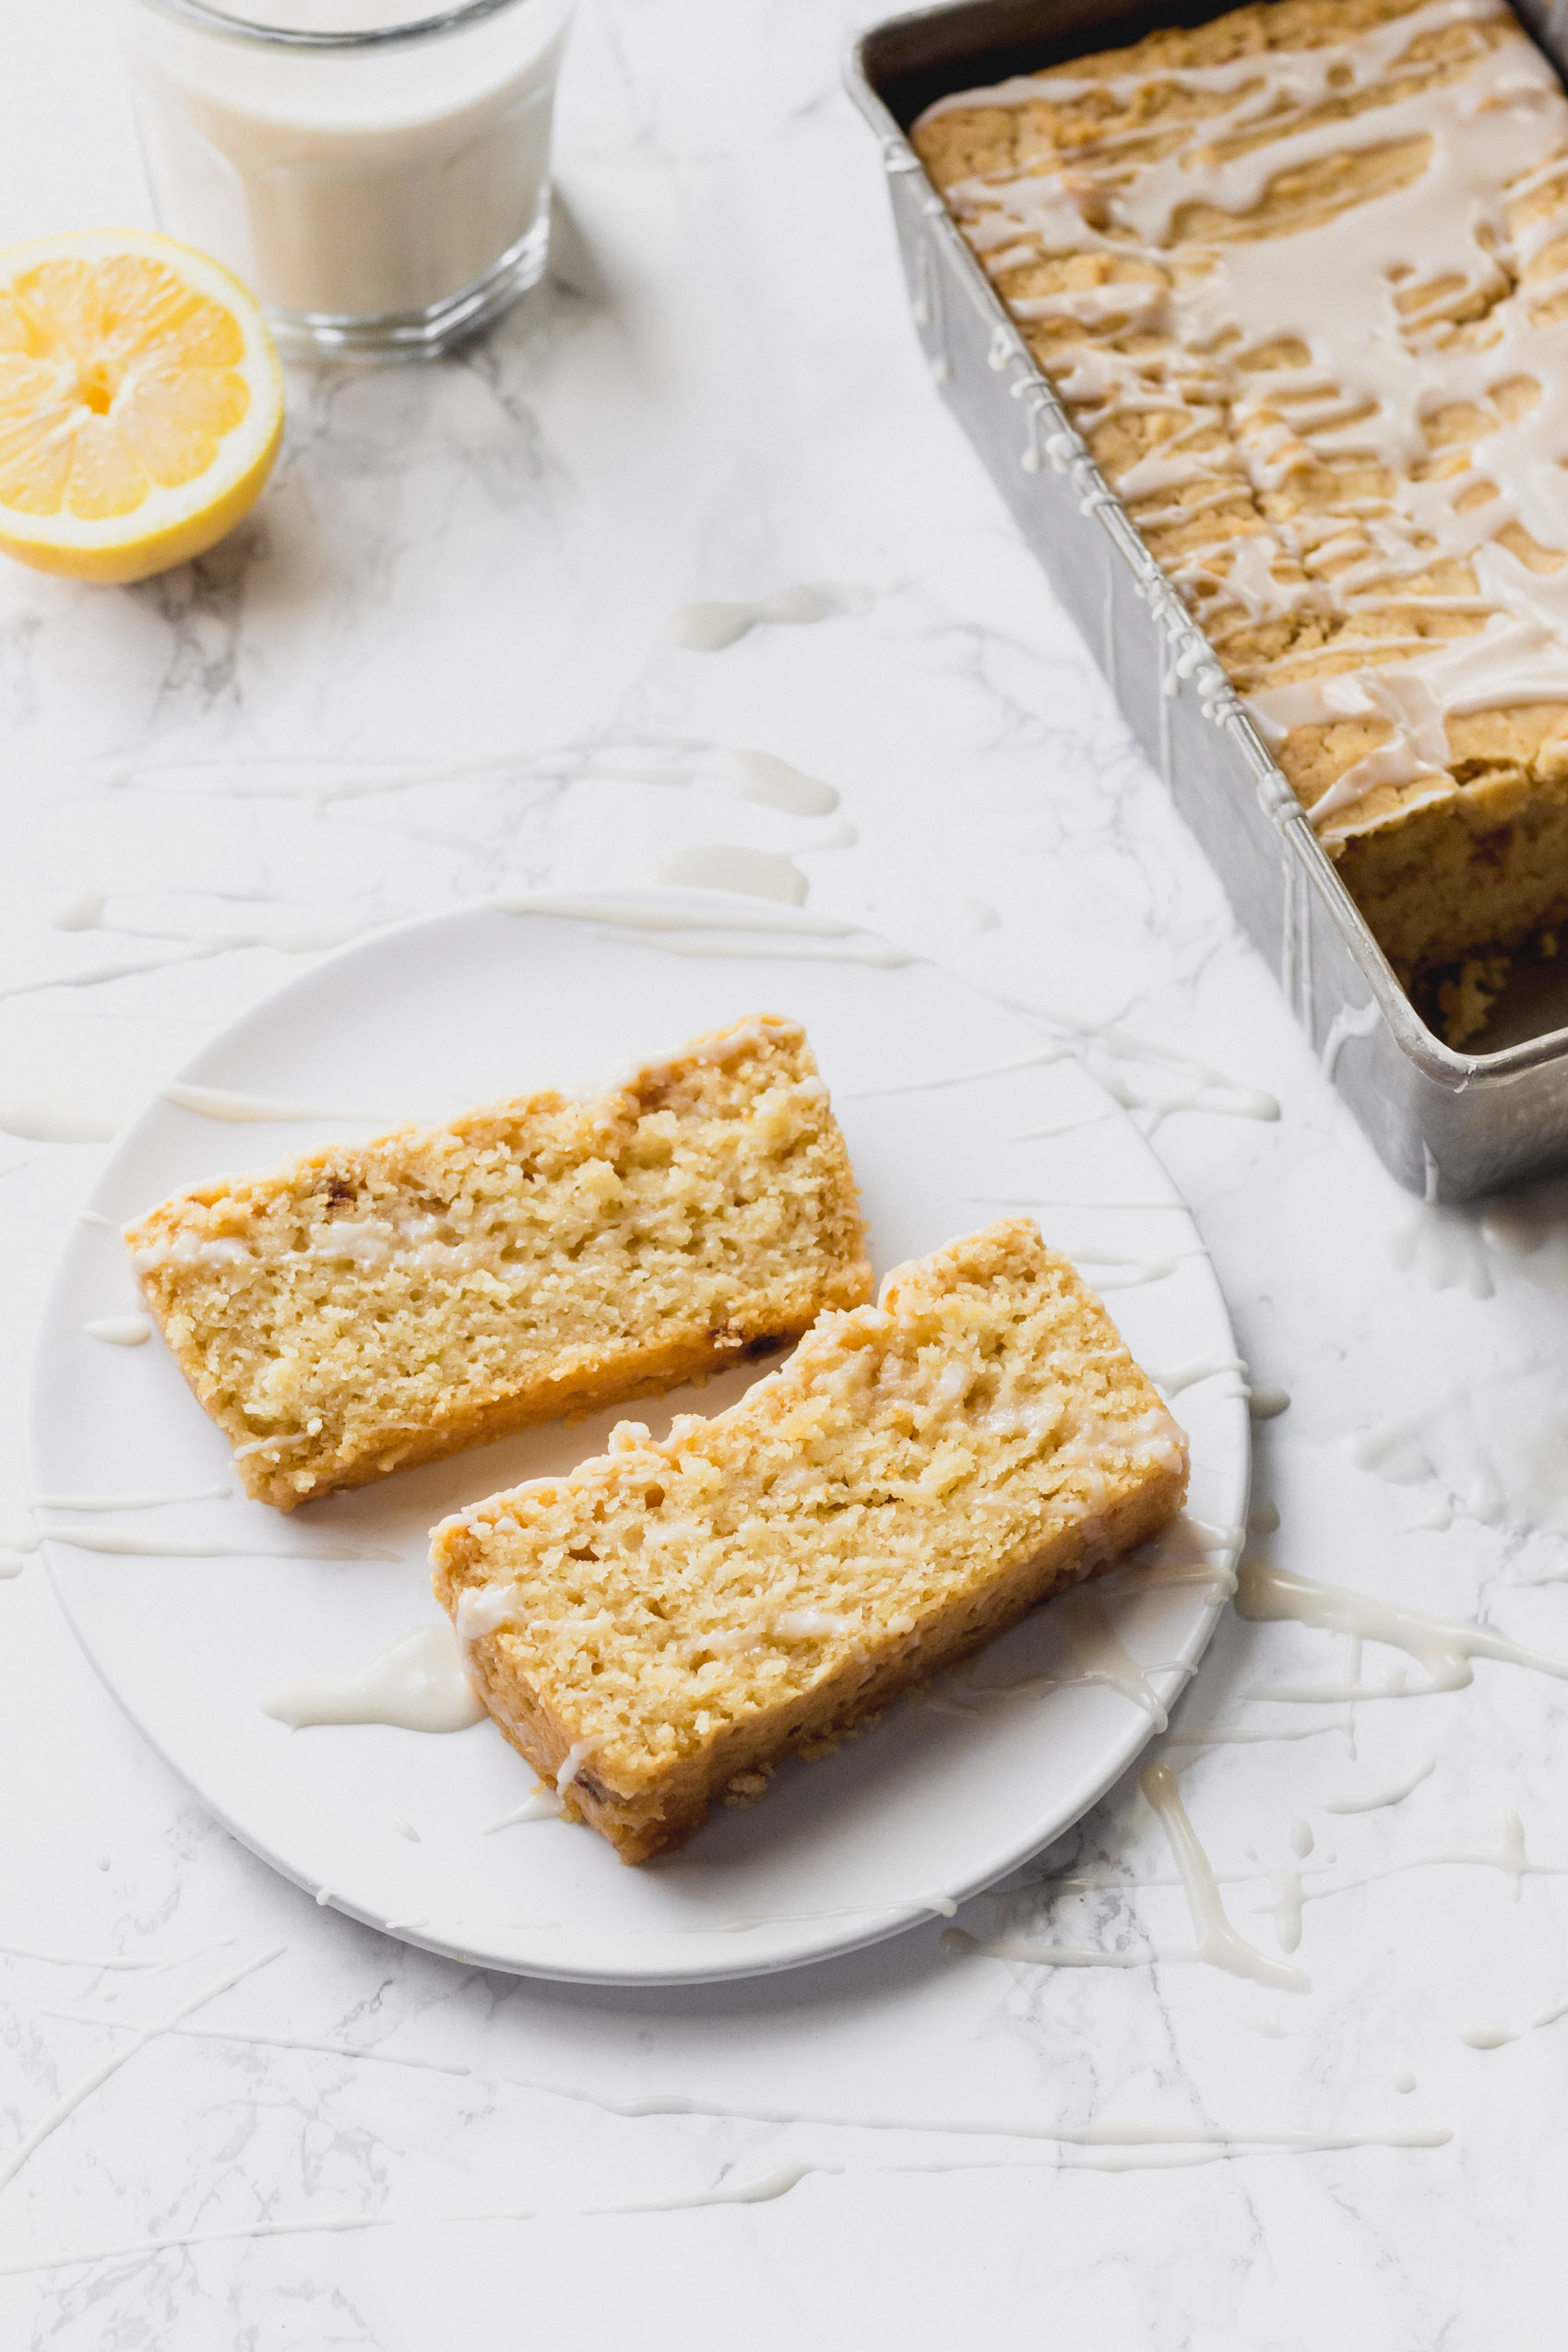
[918,0,1568,839]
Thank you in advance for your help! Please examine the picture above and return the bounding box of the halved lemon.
[0,228,283,586]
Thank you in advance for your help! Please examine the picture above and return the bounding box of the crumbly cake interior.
[916,0,1568,1040]
[432,1218,1187,1862]
[125,1016,870,1509]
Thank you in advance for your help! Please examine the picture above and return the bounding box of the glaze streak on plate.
[30,899,1248,1984]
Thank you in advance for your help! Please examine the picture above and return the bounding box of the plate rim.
[28,892,1249,1986]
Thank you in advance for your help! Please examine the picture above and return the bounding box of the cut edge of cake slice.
[125,1013,871,1509]
[431,1218,1188,1862]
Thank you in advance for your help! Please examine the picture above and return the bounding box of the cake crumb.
[1437,955,1511,1047]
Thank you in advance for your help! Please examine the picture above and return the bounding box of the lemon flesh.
[0,229,283,586]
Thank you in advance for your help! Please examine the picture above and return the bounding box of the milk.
[126,0,574,350]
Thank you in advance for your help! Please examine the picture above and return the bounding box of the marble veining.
[0,0,1565,2341]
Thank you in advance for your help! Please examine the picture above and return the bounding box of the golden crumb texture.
[124,1015,871,1509]
[432,1218,1188,1862]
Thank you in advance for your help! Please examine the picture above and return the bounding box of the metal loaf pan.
[849,0,1568,1202]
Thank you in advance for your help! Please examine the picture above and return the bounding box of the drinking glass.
[125,0,575,361]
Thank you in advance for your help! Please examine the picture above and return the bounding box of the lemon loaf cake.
[432,1218,1187,1862]
[915,0,1568,1039]
[125,1016,870,1510]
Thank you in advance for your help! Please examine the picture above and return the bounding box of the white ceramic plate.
[30,895,1247,1984]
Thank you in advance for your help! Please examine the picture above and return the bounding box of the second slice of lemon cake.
[432,1218,1187,1861]
[125,1015,869,1509]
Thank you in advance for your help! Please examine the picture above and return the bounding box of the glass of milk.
[125,0,575,361]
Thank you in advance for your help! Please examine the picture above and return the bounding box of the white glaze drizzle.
[1229,1814,1568,1941]
[454,1581,527,1645]
[797,818,858,854]
[161,1082,401,1123]
[684,2137,1411,2178]
[110,739,843,819]
[1321,1002,1382,1082]
[1152,1352,1249,1396]
[976,1193,1181,1211]
[1099,1065,1280,1133]
[495,2073,1448,2161]
[474,1892,963,1936]
[0,1552,23,1581]
[260,1624,487,1733]
[83,1315,151,1347]
[1268,1862,1307,1954]
[31,1485,231,1510]
[978,985,1280,1124]
[1348,1360,1568,1536]
[1324,1757,1436,1812]
[845,1047,1071,1099]
[1248,1384,1292,1420]
[598,929,907,969]
[1237,1558,1568,1696]
[1389,1204,1494,1298]
[655,847,809,906]
[37,1526,398,1562]
[1102,1519,1241,1599]
[1013,1812,1563,1927]
[482,1788,565,1832]
[773,1609,861,1641]
[1009,1109,1121,1140]
[77,1210,112,1227]
[0,1935,216,1970]
[128,1230,255,1277]
[947,1763,1309,1988]
[1460,1983,1568,2048]
[1161,1720,1348,1745]
[671,584,871,649]
[1140,1762,1311,1989]
[0,943,223,1007]
[0,1101,117,1144]
[942,1591,1175,1728]
[49,891,107,931]
[493,897,1276,1125]
[556,1738,602,1795]
[726,750,839,816]
[493,890,911,968]
[925,0,1568,828]
[0,2127,1450,2276]
[0,1946,282,2198]
[1009,1815,1563,1969]
[1064,1248,1202,1288]
[43,896,364,956]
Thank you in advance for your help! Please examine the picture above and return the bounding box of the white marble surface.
[2,2,1565,2342]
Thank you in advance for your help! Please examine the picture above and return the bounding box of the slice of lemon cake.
[125,1015,870,1510]
[432,1218,1187,1862]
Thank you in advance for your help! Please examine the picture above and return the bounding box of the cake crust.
[432,1218,1188,1862]
[125,1016,870,1508]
